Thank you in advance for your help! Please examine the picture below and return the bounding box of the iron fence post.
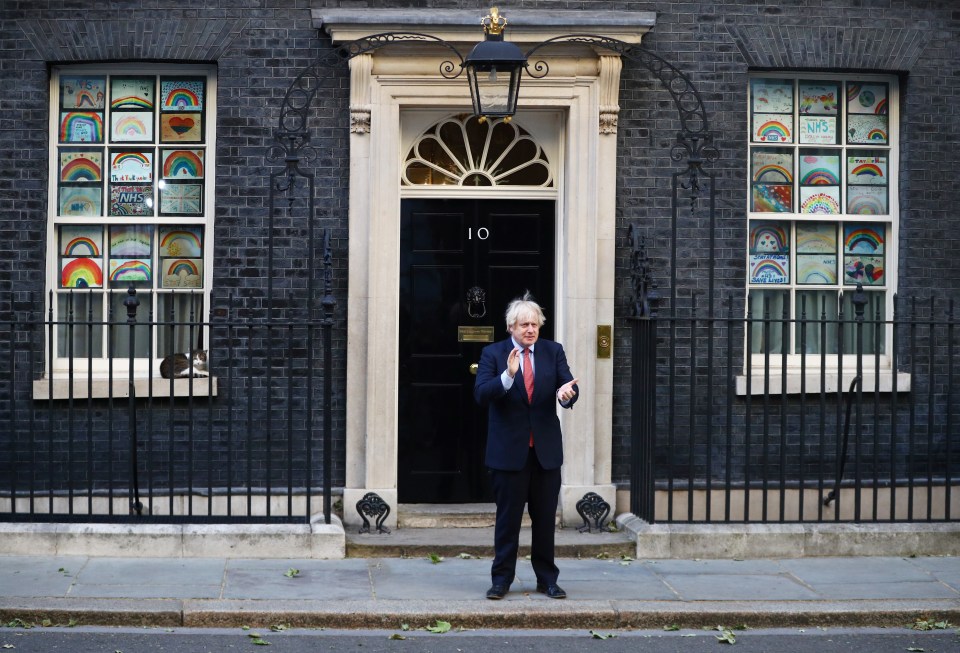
[629,226,659,521]
[124,286,143,516]
[321,229,335,525]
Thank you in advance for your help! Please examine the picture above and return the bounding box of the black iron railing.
[0,267,337,525]
[629,241,958,523]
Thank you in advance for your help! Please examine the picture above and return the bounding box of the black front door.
[398,198,555,503]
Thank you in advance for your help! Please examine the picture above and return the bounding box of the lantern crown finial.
[481,7,507,37]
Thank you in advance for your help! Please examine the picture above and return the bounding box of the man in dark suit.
[474,293,579,600]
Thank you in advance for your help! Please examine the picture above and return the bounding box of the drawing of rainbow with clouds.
[159,228,202,257]
[162,150,204,179]
[800,156,840,185]
[845,225,884,254]
[109,259,151,284]
[163,258,202,288]
[111,151,152,182]
[59,112,103,143]
[61,258,103,288]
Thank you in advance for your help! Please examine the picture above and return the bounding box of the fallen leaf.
[589,630,616,640]
[388,634,406,640]
[283,568,300,578]
[426,620,451,634]
[663,624,680,631]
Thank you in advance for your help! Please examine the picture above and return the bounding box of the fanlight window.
[403,114,552,187]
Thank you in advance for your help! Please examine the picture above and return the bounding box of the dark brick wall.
[1,1,958,498]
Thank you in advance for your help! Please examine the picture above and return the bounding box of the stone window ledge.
[735,371,910,396]
[32,376,218,401]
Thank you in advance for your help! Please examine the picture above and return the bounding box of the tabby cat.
[159,350,209,379]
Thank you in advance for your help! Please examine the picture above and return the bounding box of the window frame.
[741,71,902,392]
[43,63,217,381]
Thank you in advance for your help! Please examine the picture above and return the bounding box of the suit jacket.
[474,337,578,471]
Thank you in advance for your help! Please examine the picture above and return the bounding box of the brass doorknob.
[469,363,478,375]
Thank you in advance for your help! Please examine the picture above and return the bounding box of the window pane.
[56,292,103,358]
[748,290,789,354]
[795,291,839,354]
[841,291,885,355]
[156,293,204,358]
[108,291,151,358]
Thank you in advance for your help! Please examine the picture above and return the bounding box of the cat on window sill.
[159,350,209,379]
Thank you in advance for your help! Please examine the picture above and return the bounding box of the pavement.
[0,553,958,631]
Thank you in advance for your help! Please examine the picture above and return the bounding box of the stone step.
[345,525,635,559]
[397,503,545,529]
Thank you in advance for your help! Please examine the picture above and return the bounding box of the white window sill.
[32,376,218,400]
[735,371,910,396]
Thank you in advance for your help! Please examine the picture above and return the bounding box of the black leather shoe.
[536,583,567,599]
[486,584,509,600]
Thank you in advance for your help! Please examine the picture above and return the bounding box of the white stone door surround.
[314,9,655,528]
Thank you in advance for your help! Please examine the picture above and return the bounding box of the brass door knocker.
[466,286,487,318]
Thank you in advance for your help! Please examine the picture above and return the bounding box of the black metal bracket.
[575,491,611,533]
[356,492,392,534]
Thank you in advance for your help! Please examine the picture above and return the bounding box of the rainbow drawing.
[800,190,841,214]
[162,257,202,288]
[109,259,151,283]
[797,256,838,284]
[848,116,888,144]
[59,112,103,143]
[111,78,154,109]
[750,255,789,284]
[109,226,152,257]
[60,154,101,182]
[112,96,153,110]
[61,257,103,288]
[844,226,884,254]
[64,236,100,256]
[111,113,151,141]
[159,228,202,257]
[800,168,839,185]
[60,226,102,256]
[162,150,204,179]
[164,89,199,108]
[111,151,153,182]
[750,223,788,253]
[850,162,884,179]
[754,164,792,184]
[165,258,199,276]
[847,195,885,215]
[756,120,791,143]
[161,80,203,110]
[61,76,106,109]
[796,224,837,253]
[873,98,888,115]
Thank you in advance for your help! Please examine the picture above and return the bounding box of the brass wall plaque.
[458,326,495,343]
[597,325,612,358]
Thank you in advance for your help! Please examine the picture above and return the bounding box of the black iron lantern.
[463,7,527,119]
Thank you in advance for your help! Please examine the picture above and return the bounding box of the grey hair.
[504,291,546,332]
